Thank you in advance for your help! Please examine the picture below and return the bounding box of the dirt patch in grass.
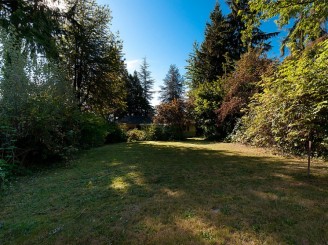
[0,140,327,244]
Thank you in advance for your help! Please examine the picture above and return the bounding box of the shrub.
[144,124,163,141]
[0,159,9,188]
[143,124,184,141]
[126,129,146,142]
[0,125,17,188]
[236,39,328,157]
[105,123,127,144]
[79,113,109,148]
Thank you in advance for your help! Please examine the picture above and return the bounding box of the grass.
[0,139,328,244]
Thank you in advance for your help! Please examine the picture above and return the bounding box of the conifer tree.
[125,71,151,117]
[160,65,184,103]
[138,57,154,102]
[226,0,278,60]
[186,3,230,88]
[0,0,63,58]
[60,0,126,117]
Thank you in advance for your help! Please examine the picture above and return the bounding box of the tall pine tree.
[186,3,230,88]
[0,0,63,58]
[138,57,154,102]
[60,0,126,117]
[137,57,154,116]
[226,0,278,59]
[160,65,184,103]
[124,71,151,118]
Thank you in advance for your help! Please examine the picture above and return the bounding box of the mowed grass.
[1,140,328,245]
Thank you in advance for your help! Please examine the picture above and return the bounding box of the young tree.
[160,64,184,103]
[154,99,193,139]
[189,81,223,139]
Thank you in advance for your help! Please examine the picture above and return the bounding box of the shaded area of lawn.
[1,141,327,244]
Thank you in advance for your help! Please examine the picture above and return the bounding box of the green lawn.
[1,140,327,244]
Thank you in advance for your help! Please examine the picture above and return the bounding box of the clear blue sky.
[97,0,282,105]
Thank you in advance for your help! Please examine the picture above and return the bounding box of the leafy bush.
[144,124,163,141]
[79,113,109,148]
[143,124,184,141]
[235,39,328,157]
[0,125,17,187]
[0,159,10,188]
[105,123,127,144]
[0,28,112,165]
[126,129,146,142]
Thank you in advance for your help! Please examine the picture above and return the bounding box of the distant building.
[117,115,152,130]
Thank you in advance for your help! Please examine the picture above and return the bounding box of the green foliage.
[0,27,112,166]
[105,123,127,144]
[236,39,328,156]
[0,0,62,58]
[0,125,16,162]
[143,124,183,141]
[245,0,328,54]
[78,113,109,148]
[186,1,277,89]
[190,81,223,139]
[186,1,277,140]
[0,125,17,187]
[186,3,230,88]
[126,129,146,142]
[143,124,162,141]
[119,71,151,118]
[60,0,126,116]
[0,159,10,188]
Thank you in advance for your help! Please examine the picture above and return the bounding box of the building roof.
[117,115,152,125]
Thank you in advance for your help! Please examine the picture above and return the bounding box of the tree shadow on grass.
[1,141,328,244]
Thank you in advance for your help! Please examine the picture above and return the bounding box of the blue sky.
[97,0,282,105]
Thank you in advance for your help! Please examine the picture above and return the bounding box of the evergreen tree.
[186,1,278,89]
[186,1,278,139]
[0,0,63,58]
[60,0,126,117]
[160,65,184,103]
[186,3,230,88]
[125,71,151,117]
[138,57,154,102]
[226,0,278,60]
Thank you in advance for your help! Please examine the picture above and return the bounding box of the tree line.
[0,0,157,185]
[185,0,327,157]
